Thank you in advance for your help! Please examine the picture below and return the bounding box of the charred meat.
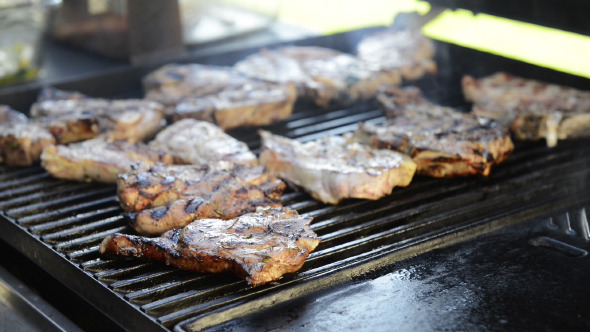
[0,122,56,166]
[259,130,416,205]
[99,207,320,286]
[356,29,437,81]
[118,163,284,212]
[354,86,514,177]
[0,106,50,166]
[234,46,401,108]
[143,64,296,130]
[41,138,173,183]
[118,164,286,235]
[130,179,285,235]
[1,104,97,165]
[37,111,100,144]
[149,119,257,167]
[462,72,590,147]
[31,89,164,143]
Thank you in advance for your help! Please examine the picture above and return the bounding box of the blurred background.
[0,0,431,88]
[1,0,588,89]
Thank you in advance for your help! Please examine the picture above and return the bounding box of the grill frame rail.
[1,27,590,331]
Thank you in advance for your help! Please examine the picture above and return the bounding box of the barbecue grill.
[1,5,590,331]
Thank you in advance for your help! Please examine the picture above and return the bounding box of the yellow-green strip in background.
[278,0,431,35]
[422,9,590,79]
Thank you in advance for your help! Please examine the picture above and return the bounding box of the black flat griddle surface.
[1,27,590,331]
[217,212,590,331]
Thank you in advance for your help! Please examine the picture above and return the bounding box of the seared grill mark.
[99,207,320,286]
[235,187,248,195]
[118,164,286,235]
[150,207,168,221]
[353,86,514,178]
[185,197,204,214]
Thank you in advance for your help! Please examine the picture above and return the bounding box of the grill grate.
[1,100,590,330]
[1,28,590,331]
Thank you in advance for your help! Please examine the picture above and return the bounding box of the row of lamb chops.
[2,28,589,286]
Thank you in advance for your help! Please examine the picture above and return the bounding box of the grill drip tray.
[0,28,590,331]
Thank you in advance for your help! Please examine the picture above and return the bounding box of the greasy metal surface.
[0,265,83,332]
[214,208,590,331]
[0,28,589,331]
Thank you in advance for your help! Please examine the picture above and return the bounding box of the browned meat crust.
[0,104,98,165]
[356,29,437,81]
[259,130,416,205]
[235,46,401,108]
[31,89,164,143]
[99,207,320,286]
[354,86,514,177]
[118,164,286,235]
[37,111,100,144]
[149,119,257,167]
[462,72,590,147]
[143,64,296,130]
[118,163,283,212]
[0,123,56,166]
[41,138,173,183]
[130,180,284,235]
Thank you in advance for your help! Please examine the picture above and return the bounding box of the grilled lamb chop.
[234,46,401,108]
[99,207,320,286]
[259,130,416,205]
[354,86,514,177]
[31,89,164,143]
[356,29,437,81]
[1,104,97,165]
[37,111,100,144]
[0,122,56,166]
[131,182,285,235]
[118,163,284,212]
[41,138,173,183]
[143,64,296,130]
[118,164,286,235]
[462,72,590,147]
[149,118,257,167]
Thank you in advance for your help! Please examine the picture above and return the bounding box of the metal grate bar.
[0,172,51,191]
[28,206,122,235]
[0,166,45,182]
[0,179,64,200]
[6,188,116,219]
[16,195,119,226]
